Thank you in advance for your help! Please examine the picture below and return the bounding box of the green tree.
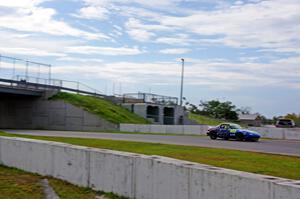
[199,100,238,120]
[285,113,300,126]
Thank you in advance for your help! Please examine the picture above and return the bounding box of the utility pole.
[180,58,185,106]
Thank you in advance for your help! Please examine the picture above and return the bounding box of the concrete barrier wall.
[120,124,209,135]
[0,98,117,131]
[120,124,300,140]
[249,127,300,140]
[0,136,299,199]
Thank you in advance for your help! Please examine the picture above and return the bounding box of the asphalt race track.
[3,129,300,157]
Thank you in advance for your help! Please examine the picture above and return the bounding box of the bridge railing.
[0,54,51,81]
[0,76,104,97]
[13,75,103,96]
[0,55,104,97]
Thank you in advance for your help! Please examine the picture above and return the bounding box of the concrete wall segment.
[0,98,118,131]
[0,136,300,199]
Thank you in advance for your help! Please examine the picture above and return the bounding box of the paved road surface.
[3,129,300,157]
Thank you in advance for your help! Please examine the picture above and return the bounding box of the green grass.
[1,131,300,180]
[189,113,225,125]
[50,92,150,124]
[0,165,44,199]
[84,130,205,137]
[48,179,127,199]
[0,164,126,199]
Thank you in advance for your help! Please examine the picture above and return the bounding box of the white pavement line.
[40,179,60,199]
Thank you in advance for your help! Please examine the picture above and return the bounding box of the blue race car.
[207,123,261,141]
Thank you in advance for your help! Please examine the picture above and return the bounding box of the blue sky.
[0,0,299,117]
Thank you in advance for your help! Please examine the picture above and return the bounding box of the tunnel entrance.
[0,95,38,129]
[146,106,159,122]
[163,107,174,125]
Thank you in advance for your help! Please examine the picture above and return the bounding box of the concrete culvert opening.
[163,107,174,125]
[146,106,159,122]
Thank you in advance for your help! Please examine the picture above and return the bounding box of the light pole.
[48,64,52,85]
[180,58,185,106]
[25,60,29,81]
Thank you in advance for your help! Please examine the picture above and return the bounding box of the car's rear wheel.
[209,134,217,140]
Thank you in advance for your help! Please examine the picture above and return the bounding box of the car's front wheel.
[236,133,244,141]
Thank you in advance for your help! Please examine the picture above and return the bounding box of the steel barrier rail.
[0,78,105,98]
[14,75,103,95]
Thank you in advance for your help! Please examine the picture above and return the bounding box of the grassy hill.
[188,113,225,126]
[50,92,150,124]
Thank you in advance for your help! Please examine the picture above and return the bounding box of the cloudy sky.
[0,0,299,117]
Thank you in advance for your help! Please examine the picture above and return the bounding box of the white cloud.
[76,6,109,20]
[0,0,44,8]
[66,46,145,56]
[75,0,183,24]
[80,0,181,10]
[126,18,172,32]
[0,30,80,58]
[160,48,191,54]
[74,0,300,54]
[56,57,103,63]
[0,1,108,40]
[159,0,300,52]
[126,29,155,42]
[0,47,66,57]
[155,34,196,45]
[125,18,171,41]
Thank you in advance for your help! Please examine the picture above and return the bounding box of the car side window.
[220,124,229,129]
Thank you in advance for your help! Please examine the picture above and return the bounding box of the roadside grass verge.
[55,129,205,137]
[50,92,150,124]
[0,164,126,199]
[0,131,299,180]
[0,165,44,199]
[109,130,205,137]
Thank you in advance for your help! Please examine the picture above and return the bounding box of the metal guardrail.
[0,54,52,81]
[123,92,178,105]
[15,75,103,95]
[0,77,105,97]
[0,54,104,97]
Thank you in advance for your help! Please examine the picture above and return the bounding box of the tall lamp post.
[180,58,185,106]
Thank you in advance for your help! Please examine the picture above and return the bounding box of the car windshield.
[229,124,241,129]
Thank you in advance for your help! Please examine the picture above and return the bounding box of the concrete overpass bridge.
[0,79,43,97]
[0,54,118,131]
[0,76,117,131]
[0,54,104,98]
